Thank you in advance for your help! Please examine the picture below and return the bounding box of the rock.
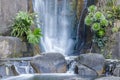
[0,57,33,78]
[113,64,120,76]
[76,63,98,79]
[95,76,120,80]
[30,53,67,73]
[0,0,28,35]
[11,61,35,75]
[0,64,14,78]
[0,36,23,58]
[104,59,117,76]
[112,32,120,59]
[77,53,105,75]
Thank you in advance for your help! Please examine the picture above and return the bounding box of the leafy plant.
[11,11,35,41]
[88,5,97,12]
[92,23,100,31]
[85,4,120,58]
[27,28,42,45]
[85,5,109,53]
[11,11,42,45]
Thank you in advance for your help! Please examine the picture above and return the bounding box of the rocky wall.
[0,0,33,35]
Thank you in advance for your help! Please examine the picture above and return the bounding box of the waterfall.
[33,0,76,56]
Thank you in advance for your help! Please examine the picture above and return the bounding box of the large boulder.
[95,76,120,80]
[0,36,23,58]
[30,53,67,73]
[76,53,105,75]
[76,63,98,79]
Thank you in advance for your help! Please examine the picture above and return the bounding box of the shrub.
[11,11,42,45]
[85,5,109,50]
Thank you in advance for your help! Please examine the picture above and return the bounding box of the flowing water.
[0,0,98,80]
[32,0,88,74]
[33,0,76,56]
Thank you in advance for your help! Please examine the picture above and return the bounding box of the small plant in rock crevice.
[11,11,42,45]
[11,11,42,55]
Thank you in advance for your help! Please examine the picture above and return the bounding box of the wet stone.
[76,53,105,75]
[30,53,67,73]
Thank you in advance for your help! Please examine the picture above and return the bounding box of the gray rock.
[112,32,120,59]
[95,76,120,80]
[0,64,14,78]
[30,53,67,73]
[113,64,120,76]
[0,57,33,78]
[104,59,118,76]
[11,61,35,75]
[77,53,105,75]
[77,63,98,79]
[0,0,28,35]
[0,36,23,58]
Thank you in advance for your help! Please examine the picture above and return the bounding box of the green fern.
[11,11,35,41]
[27,28,42,45]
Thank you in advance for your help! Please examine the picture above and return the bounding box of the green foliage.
[27,28,42,45]
[85,16,93,26]
[112,26,120,33]
[85,4,120,58]
[11,11,35,40]
[85,5,110,52]
[97,29,105,37]
[106,0,117,7]
[94,11,104,20]
[92,23,100,31]
[88,5,97,12]
[100,19,108,26]
[11,11,42,45]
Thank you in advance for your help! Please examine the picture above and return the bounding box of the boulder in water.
[76,63,98,79]
[30,52,67,73]
[76,53,105,75]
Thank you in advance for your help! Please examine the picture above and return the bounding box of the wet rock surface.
[95,76,120,80]
[1,53,120,80]
[76,53,105,75]
[76,63,98,79]
[113,64,120,76]
[0,57,33,78]
[0,64,14,78]
[30,53,67,73]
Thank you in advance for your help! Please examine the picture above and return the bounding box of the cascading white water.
[33,0,76,56]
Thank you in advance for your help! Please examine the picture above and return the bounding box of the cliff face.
[0,0,29,35]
